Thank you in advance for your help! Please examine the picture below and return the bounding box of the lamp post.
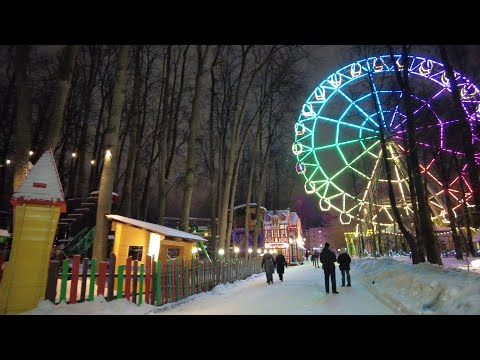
[234,246,239,258]
[192,245,198,259]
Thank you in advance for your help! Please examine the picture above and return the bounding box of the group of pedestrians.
[319,243,351,294]
[261,243,352,294]
[261,251,288,284]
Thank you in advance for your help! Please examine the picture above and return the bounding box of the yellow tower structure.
[0,149,66,314]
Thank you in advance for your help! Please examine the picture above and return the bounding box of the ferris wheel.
[293,54,480,227]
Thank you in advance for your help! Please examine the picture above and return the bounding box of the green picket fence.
[45,253,263,306]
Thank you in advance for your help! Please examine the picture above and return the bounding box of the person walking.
[262,251,276,284]
[319,243,338,294]
[275,252,288,281]
[337,248,352,287]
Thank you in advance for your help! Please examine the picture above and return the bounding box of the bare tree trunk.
[179,45,211,231]
[208,47,220,253]
[89,48,114,192]
[366,67,422,263]
[140,49,167,220]
[454,156,476,257]
[92,45,130,261]
[218,46,252,253]
[243,137,258,257]
[43,45,79,153]
[13,45,32,192]
[75,46,99,197]
[158,45,173,225]
[225,132,251,258]
[402,47,441,265]
[120,45,143,217]
[389,46,440,265]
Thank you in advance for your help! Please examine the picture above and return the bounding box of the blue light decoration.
[293,54,480,226]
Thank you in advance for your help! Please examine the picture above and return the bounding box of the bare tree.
[13,45,32,192]
[389,46,441,265]
[120,45,143,217]
[92,45,130,261]
[43,45,79,153]
[179,45,211,231]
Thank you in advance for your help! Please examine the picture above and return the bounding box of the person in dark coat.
[314,251,320,268]
[337,249,351,287]
[319,242,338,294]
[275,252,288,281]
[262,252,276,284]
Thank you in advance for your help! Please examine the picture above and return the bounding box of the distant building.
[263,208,305,265]
[305,227,324,251]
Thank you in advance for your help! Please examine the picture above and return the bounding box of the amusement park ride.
[293,54,480,255]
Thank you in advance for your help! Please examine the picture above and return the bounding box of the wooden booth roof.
[106,214,208,242]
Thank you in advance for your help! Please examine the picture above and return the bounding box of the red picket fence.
[44,253,264,306]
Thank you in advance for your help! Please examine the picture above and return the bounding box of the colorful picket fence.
[44,253,264,306]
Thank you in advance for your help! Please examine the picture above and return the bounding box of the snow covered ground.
[21,256,480,315]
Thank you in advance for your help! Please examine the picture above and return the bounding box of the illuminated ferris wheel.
[293,54,480,227]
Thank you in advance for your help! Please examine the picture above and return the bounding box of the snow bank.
[23,296,156,315]
[353,257,480,315]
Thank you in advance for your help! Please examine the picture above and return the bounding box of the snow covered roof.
[232,203,267,212]
[90,191,119,196]
[0,229,10,237]
[10,149,66,212]
[106,215,207,242]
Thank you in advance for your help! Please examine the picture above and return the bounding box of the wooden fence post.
[139,264,144,305]
[151,260,157,305]
[145,255,151,304]
[69,255,80,304]
[117,265,125,299]
[167,259,172,303]
[156,260,162,306]
[45,260,60,303]
[125,256,132,301]
[97,261,107,297]
[132,260,138,304]
[80,258,89,302]
[161,261,166,305]
[107,253,116,301]
[88,258,97,301]
[176,260,181,301]
[59,259,69,303]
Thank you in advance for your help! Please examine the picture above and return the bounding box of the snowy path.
[149,261,397,315]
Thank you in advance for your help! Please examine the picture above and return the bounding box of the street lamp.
[90,160,95,165]
[234,246,239,257]
[218,248,225,256]
[257,248,261,254]
[248,248,252,254]
[71,152,77,158]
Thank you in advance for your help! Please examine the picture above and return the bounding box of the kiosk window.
[128,246,143,261]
